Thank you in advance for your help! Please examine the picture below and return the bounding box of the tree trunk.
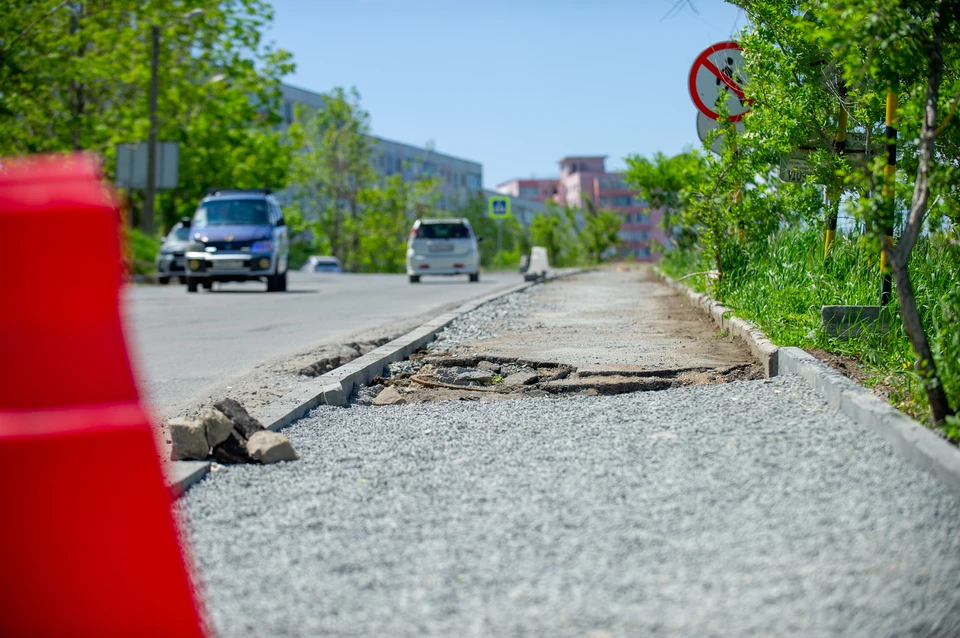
[889,3,955,425]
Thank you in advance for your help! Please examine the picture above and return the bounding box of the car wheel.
[157,276,170,285]
[469,273,479,283]
[186,279,199,293]
[178,276,187,284]
[278,271,287,292]
[409,275,420,284]
[203,281,213,291]
[267,272,285,292]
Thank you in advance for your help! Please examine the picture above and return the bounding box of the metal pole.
[825,89,848,257]
[143,25,160,237]
[880,87,898,307]
[496,219,503,269]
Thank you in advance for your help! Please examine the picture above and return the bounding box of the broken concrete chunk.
[436,366,494,386]
[214,398,264,439]
[168,417,209,461]
[200,407,234,448]
[212,429,253,464]
[372,386,407,406]
[503,371,539,386]
[477,360,501,373]
[246,431,299,464]
[454,369,495,385]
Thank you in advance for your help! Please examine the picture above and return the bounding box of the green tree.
[580,194,623,263]
[1,0,296,234]
[624,150,708,250]
[530,201,583,267]
[355,174,442,273]
[289,87,377,270]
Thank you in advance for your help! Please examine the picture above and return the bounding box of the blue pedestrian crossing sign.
[489,196,510,219]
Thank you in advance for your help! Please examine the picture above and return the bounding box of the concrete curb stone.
[655,267,960,498]
[655,269,778,377]
[778,346,960,496]
[165,268,585,495]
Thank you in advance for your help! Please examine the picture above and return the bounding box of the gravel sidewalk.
[179,376,960,637]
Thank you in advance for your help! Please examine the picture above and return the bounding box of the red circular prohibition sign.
[689,41,751,123]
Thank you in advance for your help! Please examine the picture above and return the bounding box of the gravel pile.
[179,376,960,637]
[429,284,551,351]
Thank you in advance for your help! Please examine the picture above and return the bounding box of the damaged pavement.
[352,267,762,406]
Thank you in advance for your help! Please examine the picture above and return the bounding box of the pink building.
[494,178,559,203]
[499,157,667,261]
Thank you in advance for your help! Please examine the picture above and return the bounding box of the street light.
[143,8,204,236]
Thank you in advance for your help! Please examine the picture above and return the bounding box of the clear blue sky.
[268,0,745,187]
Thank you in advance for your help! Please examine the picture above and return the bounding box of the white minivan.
[406,218,481,283]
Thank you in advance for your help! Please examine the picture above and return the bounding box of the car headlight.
[251,240,273,252]
[187,241,205,252]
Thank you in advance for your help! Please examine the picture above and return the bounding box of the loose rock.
[246,431,299,464]
[212,430,253,464]
[504,371,539,386]
[477,360,501,373]
[372,387,407,406]
[169,416,209,461]
[214,398,265,439]
[200,408,234,448]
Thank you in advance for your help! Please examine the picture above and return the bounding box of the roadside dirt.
[363,267,763,405]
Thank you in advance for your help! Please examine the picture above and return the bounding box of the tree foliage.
[1,0,295,232]
[633,0,960,426]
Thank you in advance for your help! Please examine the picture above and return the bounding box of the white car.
[406,218,481,283]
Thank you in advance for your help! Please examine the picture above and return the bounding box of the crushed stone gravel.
[428,284,552,351]
[178,375,960,637]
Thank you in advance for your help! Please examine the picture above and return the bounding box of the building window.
[283,102,293,124]
[467,174,481,189]
[519,187,539,198]
[615,196,632,206]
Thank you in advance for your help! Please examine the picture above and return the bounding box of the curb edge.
[654,267,960,497]
[167,268,585,496]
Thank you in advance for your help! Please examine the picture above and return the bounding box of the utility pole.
[880,86,898,307]
[143,25,160,237]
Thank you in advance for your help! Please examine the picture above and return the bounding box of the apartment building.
[494,178,559,203]
[279,84,482,213]
[497,156,666,261]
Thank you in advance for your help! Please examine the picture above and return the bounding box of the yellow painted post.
[880,88,898,306]
[824,104,848,257]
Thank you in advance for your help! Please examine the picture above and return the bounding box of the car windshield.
[170,227,190,241]
[416,223,470,239]
[194,199,269,227]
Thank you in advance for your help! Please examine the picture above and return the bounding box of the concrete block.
[780,346,960,497]
[322,383,346,407]
[822,305,894,339]
[165,460,211,495]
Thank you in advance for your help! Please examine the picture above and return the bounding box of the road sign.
[697,111,745,155]
[115,142,179,190]
[779,132,883,182]
[780,152,811,182]
[489,196,510,219]
[689,41,751,122]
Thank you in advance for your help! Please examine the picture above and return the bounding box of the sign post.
[488,196,510,270]
[689,41,751,155]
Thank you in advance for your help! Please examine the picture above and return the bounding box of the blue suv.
[183,190,289,293]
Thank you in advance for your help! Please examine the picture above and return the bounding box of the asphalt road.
[123,271,516,416]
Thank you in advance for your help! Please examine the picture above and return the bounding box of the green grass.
[661,227,960,435]
[124,228,162,276]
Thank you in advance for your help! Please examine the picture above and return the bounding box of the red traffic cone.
[0,154,207,637]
